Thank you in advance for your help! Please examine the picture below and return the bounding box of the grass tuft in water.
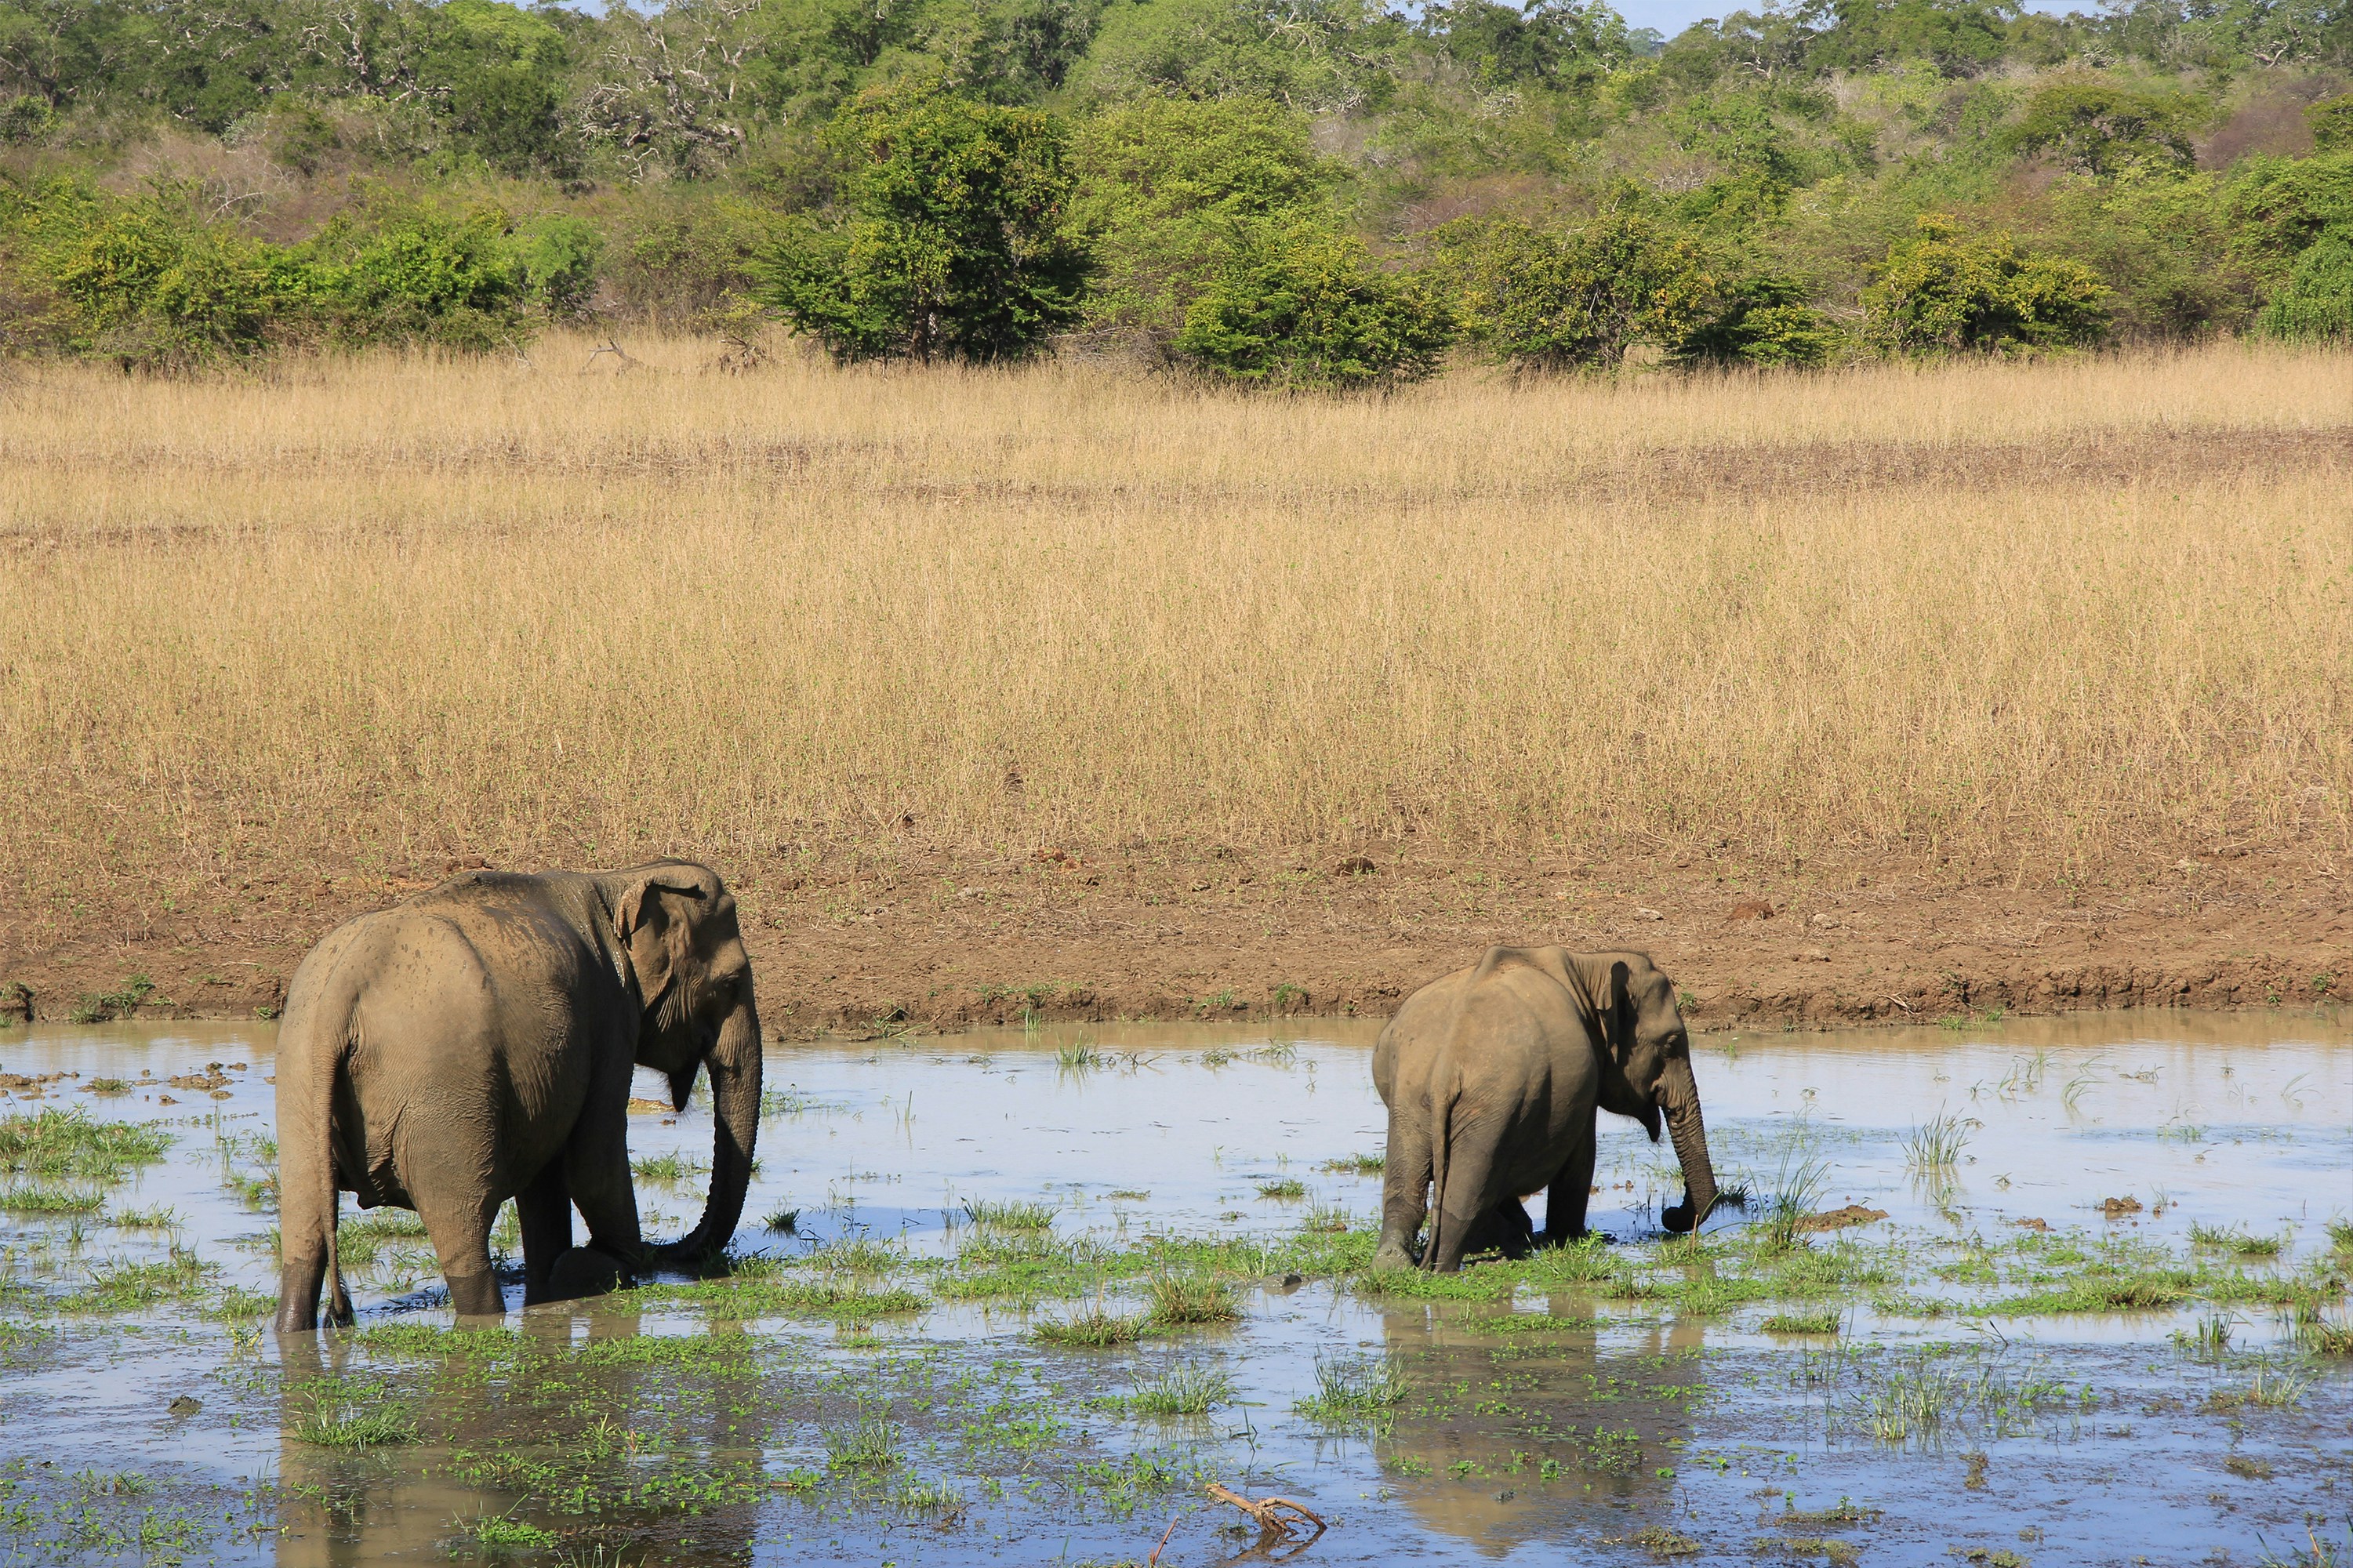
[1295,1353,1407,1428]
[2189,1222,2286,1258]
[963,1197,1055,1230]
[1760,1308,1840,1335]
[1255,1178,1306,1200]
[763,1207,800,1233]
[0,1109,171,1184]
[824,1410,901,1471]
[0,1181,104,1214]
[1320,1152,1383,1176]
[292,1379,419,1448]
[1119,1363,1233,1416]
[1034,1303,1151,1347]
[1146,1273,1239,1326]
[629,1152,707,1182]
[1902,1112,1973,1171]
[463,1512,558,1551]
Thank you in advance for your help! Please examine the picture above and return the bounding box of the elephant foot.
[543,1246,630,1301]
[446,1266,507,1320]
[1370,1239,1417,1272]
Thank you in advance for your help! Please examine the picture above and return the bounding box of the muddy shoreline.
[7,844,2347,1040]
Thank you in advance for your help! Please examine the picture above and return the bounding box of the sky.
[1617,0,2085,39]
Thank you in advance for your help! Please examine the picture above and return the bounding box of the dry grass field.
[5,337,2351,1027]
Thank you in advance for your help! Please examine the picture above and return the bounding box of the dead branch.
[1204,1483,1328,1549]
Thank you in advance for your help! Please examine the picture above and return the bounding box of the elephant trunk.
[1658,1055,1719,1235]
[668,998,762,1264]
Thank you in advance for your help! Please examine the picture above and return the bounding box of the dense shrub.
[2260,224,2353,339]
[1069,97,1338,343]
[761,82,1091,362]
[2003,81,2195,177]
[1669,274,1844,367]
[1862,215,2110,354]
[306,208,533,350]
[1436,209,1715,372]
[1173,223,1452,388]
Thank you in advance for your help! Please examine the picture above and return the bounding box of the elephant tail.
[1423,1056,1462,1272]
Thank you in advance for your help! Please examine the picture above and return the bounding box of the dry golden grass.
[4,336,2349,938]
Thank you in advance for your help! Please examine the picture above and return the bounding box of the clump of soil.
[2100,1196,2144,1218]
[1794,1205,1889,1233]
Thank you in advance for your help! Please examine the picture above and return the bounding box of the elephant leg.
[1373,1108,1432,1271]
[1463,1198,1535,1260]
[274,1213,328,1334]
[1425,1117,1505,1274]
[1543,1117,1597,1245]
[517,1160,574,1306]
[563,1061,644,1273]
[413,1180,504,1320]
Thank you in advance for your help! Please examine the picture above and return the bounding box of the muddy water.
[1,1010,2348,1566]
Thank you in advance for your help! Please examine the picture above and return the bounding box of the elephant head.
[610,861,764,1264]
[1585,953,1719,1236]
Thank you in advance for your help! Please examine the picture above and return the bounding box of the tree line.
[1,0,2348,379]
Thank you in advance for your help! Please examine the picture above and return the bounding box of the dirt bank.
[5,842,2348,1040]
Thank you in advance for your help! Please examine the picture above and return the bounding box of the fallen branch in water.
[1204,1483,1328,1549]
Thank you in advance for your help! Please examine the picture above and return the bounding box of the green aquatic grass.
[963,1198,1055,1230]
[1295,1354,1407,1428]
[824,1412,902,1471]
[463,1512,557,1550]
[1111,1363,1233,1416]
[1255,1178,1307,1200]
[0,1109,169,1183]
[1761,1308,1842,1334]
[630,1152,708,1182]
[292,1379,419,1448]
[1320,1152,1384,1176]
[0,1181,104,1214]
[626,1261,926,1322]
[69,1247,216,1312]
[1034,1303,1151,1348]
[1146,1272,1239,1326]
[1902,1112,1973,1171]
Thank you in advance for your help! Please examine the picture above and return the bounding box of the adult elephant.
[1371,946,1719,1272]
[271,861,763,1332]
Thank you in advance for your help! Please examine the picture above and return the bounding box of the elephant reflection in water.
[271,1305,760,1568]
[1359,1297,1709,1555]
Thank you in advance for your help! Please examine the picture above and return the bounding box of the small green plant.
[2174,1312,2234,1357]
[1760,1308,1839,1335]
[824,1408,902,1470]
[464,1511,558,1549]
[2227,1454,2275,1479]
[85,1077,131,1095]
[292,1380,419,1448]
[1055,1042,1107,1069]
[1320,1152,1383,1176]
[629,1152,706,1181]
[764,1207,800,1233]
[1035,1303,1151,1348]
[963,1197,1055,1230]
[1903,1112,1974,1171]
[1118,1363,1233,1415]
[1146,1273,1239,1325]
[1255,1178,1306,1200]
[1294,1354,1407,1428]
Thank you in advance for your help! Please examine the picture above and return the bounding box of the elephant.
[272,860,763,1332]
[1371,946,1720,1272]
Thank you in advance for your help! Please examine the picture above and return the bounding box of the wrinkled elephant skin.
[1371,946,1720,1272]
[272,861,764,1332]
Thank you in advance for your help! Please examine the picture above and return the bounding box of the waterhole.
[0,1010,2345,1565]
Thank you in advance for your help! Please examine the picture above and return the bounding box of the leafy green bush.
[1173,222,1452,389]
[1436,208,1713,372]
[2004,81,2195,177]
[1069,96,1338,343]
[304,207,533,351]
[1670,274,1844,367]
[763,82,1091,363]
[1862,215,2109,354]
[2310,96,2353,154]
[2260,224,2353,340]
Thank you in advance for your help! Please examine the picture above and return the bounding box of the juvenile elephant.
[1371,946,1719,1272]
[272,861,763,1332]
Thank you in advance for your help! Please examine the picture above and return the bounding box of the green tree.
[1436,208,1715,371]
[2313,96,2353,154]
[1068,96,1338,340]
[1669,274,1844,366]
[1174,222,1452,387]
[2260,223,2353,339]
[2003,81,2195,177]
[1418,0,1635,88]
[1862,214,2109,353]
[761,82,1091,362]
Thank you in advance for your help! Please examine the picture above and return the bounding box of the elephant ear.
[1594,959,1634,1064]
[615,869,711,1011]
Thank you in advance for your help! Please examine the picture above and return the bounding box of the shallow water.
[1,1009,2348,1566]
